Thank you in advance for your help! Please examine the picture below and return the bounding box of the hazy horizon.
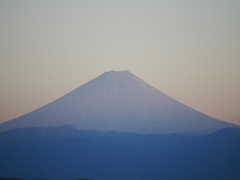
[0,0,240,124]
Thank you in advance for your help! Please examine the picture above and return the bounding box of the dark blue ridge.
[0,126,240,180]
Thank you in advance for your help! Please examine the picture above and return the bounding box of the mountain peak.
[102,70,150,89]
[108,70,129,73]
[104,70,133,78]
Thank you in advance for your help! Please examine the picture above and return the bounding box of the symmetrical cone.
[0,71,237,134]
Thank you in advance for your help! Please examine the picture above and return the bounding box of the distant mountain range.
[0,125,240,180]
[0,71,238,134]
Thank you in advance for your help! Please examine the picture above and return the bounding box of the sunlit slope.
[0,71,237,134]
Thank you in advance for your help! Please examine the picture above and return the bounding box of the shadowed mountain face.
[0,71,237,134]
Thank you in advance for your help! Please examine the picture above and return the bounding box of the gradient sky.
[0,0,240,124]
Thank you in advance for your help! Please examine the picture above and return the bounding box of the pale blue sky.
[0,0,240,124]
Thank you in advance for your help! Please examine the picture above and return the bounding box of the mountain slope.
[0,71,237,134]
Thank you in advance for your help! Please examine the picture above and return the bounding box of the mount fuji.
[0,70,237,134]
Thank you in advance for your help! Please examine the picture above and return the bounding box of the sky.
[0,0,240,124]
